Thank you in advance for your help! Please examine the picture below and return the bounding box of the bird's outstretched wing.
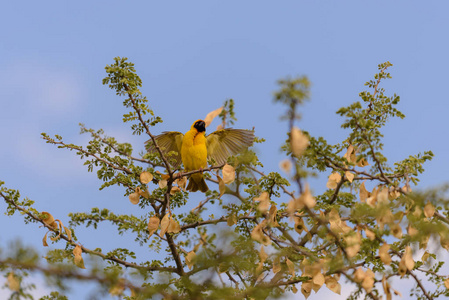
[206,129,254,165]
[145,131,184,169]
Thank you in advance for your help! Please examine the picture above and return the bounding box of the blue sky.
[1,1,448,299]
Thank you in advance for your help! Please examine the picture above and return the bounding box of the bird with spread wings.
[146,119,254,193]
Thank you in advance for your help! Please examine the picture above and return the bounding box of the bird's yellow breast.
[181,130,207,172]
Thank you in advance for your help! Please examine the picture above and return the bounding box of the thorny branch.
[0,191,177,274]
[1,61,444,300]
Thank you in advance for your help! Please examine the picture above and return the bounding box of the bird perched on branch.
[146,119,254,192]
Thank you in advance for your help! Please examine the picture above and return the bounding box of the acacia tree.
[1,58,448,300]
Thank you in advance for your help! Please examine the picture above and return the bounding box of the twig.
[123,83,173,176]
[180,215,255,232]
[42,138,133,175]
[191,197,213,214]
[83,125,159,167]
[409,270,433,300]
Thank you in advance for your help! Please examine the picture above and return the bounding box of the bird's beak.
[194,120,206,132]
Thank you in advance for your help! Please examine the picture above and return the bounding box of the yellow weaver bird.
[146,120,254,192]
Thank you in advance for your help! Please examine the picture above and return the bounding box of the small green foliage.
[106,248,136,261]
[258,172,290,198]
[39,291,69,300]
[103,57,162,135]
[274,75,311,122]
[219,98,237,127]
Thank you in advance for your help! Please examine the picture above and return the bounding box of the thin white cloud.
[10,127,87,182]
[97,126,148,153]
[0,58,89,181]
[0,59,85,115]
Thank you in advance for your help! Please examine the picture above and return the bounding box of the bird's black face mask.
[194,120,206,132]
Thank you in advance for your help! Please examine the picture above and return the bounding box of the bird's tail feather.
[187,174,209,193]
